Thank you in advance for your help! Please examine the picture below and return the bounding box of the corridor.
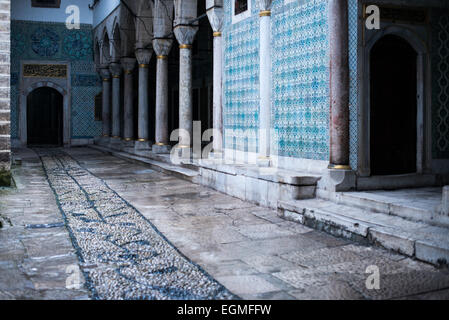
[1,148,449,300]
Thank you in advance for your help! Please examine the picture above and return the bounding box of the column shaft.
[138,65,150,141]
[111,75,121,138]
[259,12,272,159]
[123,70,134,140]
[102,77,111,137]
[213,34,223,153]
[155,57,169,145]
[329,0,350,168]
[179,46,193,147]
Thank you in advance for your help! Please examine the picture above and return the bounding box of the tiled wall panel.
[10,20,101,140]
[223,0,260,152]
[271,0,329,161]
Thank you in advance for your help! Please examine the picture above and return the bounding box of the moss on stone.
[0,169,11,187]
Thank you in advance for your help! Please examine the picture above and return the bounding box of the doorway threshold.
[356,173,438,191]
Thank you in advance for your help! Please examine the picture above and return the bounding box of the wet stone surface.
[1,147,449,300]
[34,148,235,300]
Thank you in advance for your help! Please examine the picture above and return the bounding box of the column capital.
[109,62,122,78]
[173,25,198,46]
[99,67,111,80]
[121,57,136,73]
[135,48,153,66]
[153,38,173,57]
[206,0,224,33]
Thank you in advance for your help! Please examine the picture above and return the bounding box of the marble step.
[320,188,449,227]
[278,198,449,266]
[89,145,200,184]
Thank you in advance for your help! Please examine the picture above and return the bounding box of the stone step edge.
[318,189,449,227]
[197,159,321,187]
[89,145,200,184]
[277,200,449,267]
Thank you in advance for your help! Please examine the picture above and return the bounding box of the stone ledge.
[278,199,449,267]
[89,144,200,184]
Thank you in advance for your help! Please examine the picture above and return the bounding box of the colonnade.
[98,0,351,171]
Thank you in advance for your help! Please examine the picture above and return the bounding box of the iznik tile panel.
[431,9,449,159]
[223,0,260,152]
[71,87,102,139]
[348,0,359,169]
[271,0,329,161]
[11,20,101,140]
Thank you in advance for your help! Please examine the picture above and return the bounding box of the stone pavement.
[1,147,449,300]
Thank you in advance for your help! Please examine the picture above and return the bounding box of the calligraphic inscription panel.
[23,64,68,78]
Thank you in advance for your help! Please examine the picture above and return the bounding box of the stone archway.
[370,34,418,175]
[359,25,430,177]
[20,79,70,146]
[27,87,63,146]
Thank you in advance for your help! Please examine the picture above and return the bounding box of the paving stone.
[2,147,448,300]
[215,275,280,295]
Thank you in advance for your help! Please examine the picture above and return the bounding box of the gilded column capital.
[135,48,153,66]
[109,62,122,78]
[121,57,136,74]
[206,0,224,33]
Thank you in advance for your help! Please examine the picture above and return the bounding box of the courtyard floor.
[0,147,449,300]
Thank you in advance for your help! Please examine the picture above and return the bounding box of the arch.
[27,87,63,146]
[94,39,101,66]
[111,20,122,61]
[370,35,418,175]
[101,27,111,64]
[20,80,71,146]
[365,25,427,56]
[359,24,430,177]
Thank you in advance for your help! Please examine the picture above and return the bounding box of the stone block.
[369,228,415,257]
[442,186,449,217]
[415,240,449,266]
[152,144,171,154]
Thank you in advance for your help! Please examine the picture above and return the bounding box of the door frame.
[26,86,64,146]
[20,81,71,147]
[358,25,431,177]
[19,61,71,147]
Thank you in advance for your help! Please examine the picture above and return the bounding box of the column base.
[320,167,356,192]
[257,156,271,168]
[109,137,122,150]
[95,136,110,146]
[172,146,192,162]
[135,140,152,151]
[120,139,135,152]
[152,143,171,154]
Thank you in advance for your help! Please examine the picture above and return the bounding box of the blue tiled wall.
[431,9,449,159]
[223,0,260,152]
[271,0,329,161]
[348,0,359,169]
[10,20,102,140]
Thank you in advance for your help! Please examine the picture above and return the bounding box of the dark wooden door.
[27,87,63,146]
[370,35,418,176]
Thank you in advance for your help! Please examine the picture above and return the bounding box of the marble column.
[153,39,173,153]
[258,1,272,166]
[135,48,153,150]
[121,58,136,143]
[174,26,198,148]
[109,63,122,140]
[206,0,224,156]
[328,0,350,170]
[100,67,111,138]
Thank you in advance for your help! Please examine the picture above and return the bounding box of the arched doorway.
[370,34,418,176]
[27,87,63,146]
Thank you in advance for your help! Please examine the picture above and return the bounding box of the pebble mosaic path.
[36,148,236,300]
